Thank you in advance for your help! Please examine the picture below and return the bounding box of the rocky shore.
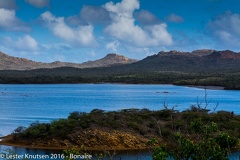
[0,128,159,151]
[1,108,239,158]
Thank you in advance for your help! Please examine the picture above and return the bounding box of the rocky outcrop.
[5,128,157,150]
[67,128,151,150]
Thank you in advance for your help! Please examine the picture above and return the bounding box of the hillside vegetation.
[0,50,240,89]
[0,69,239,89]
[1,86,240,158]
[1,105,238,159]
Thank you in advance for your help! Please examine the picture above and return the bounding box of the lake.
[0,84,240,159]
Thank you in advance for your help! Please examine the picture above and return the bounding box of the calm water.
[0,84,240,159]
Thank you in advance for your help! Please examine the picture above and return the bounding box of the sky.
[0,0,240,63]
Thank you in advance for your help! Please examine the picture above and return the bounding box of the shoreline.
[0,83,229,91]
[186,85,225,90]
[1,135,239,154]
[0,135,150,153]
[1,108,240,158]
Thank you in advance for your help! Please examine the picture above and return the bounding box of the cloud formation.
[3,35,39,51]
[105,40,120,52]
[135,10,161,25]
[80,5,110,25]
[165,13,184,23]
[103,0,172,47]
[67,5,110,26]
[41,11,97,47]
[16,35,39,50]
[25,0,49,8]
[0,0,16,9]
[209,11,240,48]
[0,8,29,31]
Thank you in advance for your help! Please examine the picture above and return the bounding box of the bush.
[50,119,77,138]
[152,121,238,160]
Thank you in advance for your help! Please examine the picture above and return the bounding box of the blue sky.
[0,0,240,62]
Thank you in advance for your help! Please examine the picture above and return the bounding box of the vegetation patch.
[0,104,239,160]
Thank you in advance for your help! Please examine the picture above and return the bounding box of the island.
[1,107,240,159]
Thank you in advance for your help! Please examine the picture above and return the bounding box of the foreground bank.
[1,107,240,159]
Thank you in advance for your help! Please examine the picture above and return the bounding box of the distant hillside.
[0,52,137,70]
[81,53,137,68]
[125,50,240,73]
[0,52,45,70]
[0,50,240,89]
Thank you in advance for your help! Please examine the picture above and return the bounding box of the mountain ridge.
[132,49,240,73]
[156,49,240,59]
[0,49,240,89]
[0,52,137,70]
[1,49,240,72]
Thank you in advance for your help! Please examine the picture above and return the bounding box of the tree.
[152,120,238,160]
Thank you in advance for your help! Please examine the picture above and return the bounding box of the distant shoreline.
[0,82,227,91]
[186,85,225,90]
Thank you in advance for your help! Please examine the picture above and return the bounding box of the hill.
[126,50,240,73]
[1,108,239,156]
[0,52,137,70]
[0,50,240,89]
[81,53,137,68]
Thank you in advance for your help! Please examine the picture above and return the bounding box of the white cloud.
[0,9,15,27]
[66,15,84,26]
[104,0,139,18]
[105,40,120,52]
[16,35,39,51]
[103,0,172,47]
[0,8,29,31]
[41,11,97,47]
[146,24,173,46]
[2,35,39,51]
[209,11,240,48]
[0,0,16,9]
[25,0,49,8]
[165,13,184,23]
